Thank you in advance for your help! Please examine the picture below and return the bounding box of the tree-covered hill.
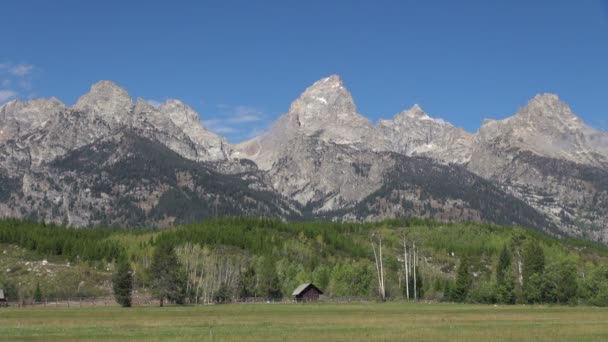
[1,217,608,306]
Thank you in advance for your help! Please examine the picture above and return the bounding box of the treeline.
[1,217,608,306]
[0,219,129,261]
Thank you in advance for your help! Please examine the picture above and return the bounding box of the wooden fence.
[1,296,423,308]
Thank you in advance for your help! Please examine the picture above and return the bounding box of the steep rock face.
[480,151,608,243]
[469,94,608,178]
[467,94,608,242]
[265,135,391,214]
[333,154,556,235]
[234,75,375,170]
[0,133,298,227]
[376,105,474,164]
[73,80,134,124]
[0,98,66,142]
[0,81,231,171]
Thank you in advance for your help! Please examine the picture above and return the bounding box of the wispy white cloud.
[0,62,36,101]
[9,64,34,76]
[145,99,162,108]
[203,104,271,142]
[0,90,17,103]
[229,106,265,123]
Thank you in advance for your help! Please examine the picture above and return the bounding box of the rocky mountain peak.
[516,93,580,123]
[288,74,358,125]
[134,98,156,114]
[73,80,133,121]
[391,104,436,123]
[375,104,473,164]
[159,99,201,128]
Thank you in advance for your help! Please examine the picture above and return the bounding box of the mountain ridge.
[1,75,607,244]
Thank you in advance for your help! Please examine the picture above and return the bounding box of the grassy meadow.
[1,302,608,341]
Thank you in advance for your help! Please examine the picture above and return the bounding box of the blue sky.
[1,0,607,141]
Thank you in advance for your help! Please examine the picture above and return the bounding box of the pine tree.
[496,245,511,285]
[34,283,43,303]
[523,241,545,283]
[112,256,133,307]
[496,245,515,304]
[150,240,187,306]
[522,240,545,302]
[452,257,472,302]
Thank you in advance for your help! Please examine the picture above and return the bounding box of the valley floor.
[0,302,607,341]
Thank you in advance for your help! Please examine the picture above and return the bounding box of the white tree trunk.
[413,242,417,302]
[371,236,385,301]
[403,235,410,301]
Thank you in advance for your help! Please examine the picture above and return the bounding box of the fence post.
[80,297,82,307]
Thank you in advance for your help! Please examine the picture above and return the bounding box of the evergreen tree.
[150,240,187,306]
[543,259,578,304]
[525,273,543,303]
[522,240,545,302]
[496,245,511,285]
[496,267,516,304]
[112,256,133,307]
[452,257,472,302]
[34,283,43,303]
[496,245,515,304]
[522,241,545,283]
[255,256,282,299]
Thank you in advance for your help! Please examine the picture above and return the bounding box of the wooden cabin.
[292,283,323,302]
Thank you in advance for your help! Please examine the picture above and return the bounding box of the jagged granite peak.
[469,93,608,177]
[159,99,203,128]
[0,80,232,167]
[376,104,474,164]
[73,80,134,122]
[134,97,157,114]
[514,93,582,124]
[0,97,67,142]
[158,99,232,161]
[287,75,373,143]
[234,75,375,169]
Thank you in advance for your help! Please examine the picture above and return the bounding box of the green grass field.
[1,303,608,341]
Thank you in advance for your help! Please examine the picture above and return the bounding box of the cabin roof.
[292,283,323,296]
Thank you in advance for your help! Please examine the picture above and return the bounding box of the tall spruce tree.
[33,283,43,303]
[452,257,473,302]
[150,240,187,306]
[496,245,515,304]
[522,240,545,302]
[112,255,133,307]
[496,245,511,285]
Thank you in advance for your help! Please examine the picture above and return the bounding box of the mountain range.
[1,75,607,243]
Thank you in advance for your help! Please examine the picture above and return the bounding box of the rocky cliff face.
[234,75,375,170]
[0,81,231,170]
[1,76,607,243]
[467,94,608,240]
[376,104,474,164]
[469,94,608,178]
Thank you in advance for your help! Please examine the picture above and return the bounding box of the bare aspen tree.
[402,234,410,300]
[371,234,386,301]
[413,242,417,301]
